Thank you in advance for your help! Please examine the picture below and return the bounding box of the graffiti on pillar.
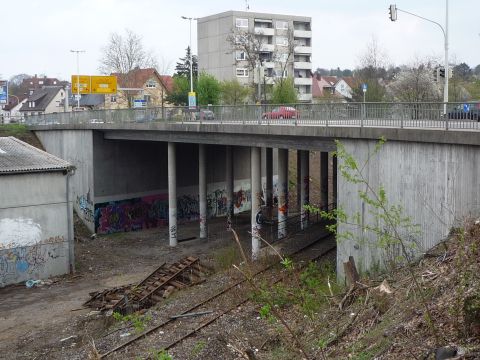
[233,188,251,211]
[169,224,177,240]
[76,189,94,223]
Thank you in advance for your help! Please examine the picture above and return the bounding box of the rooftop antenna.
[245,0,249,11]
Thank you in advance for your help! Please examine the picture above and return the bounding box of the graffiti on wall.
[76,190,94,223]
[0,236,66,286]
[94,180,254,235]
[94,194,169,234]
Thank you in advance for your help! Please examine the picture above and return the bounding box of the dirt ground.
[0,208,332,360]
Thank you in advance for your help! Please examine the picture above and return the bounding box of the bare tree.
[226,27,297,102]
[99,29,159,107]
[99,29,158,75]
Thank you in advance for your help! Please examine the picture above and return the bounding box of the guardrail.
[24,102,480,130]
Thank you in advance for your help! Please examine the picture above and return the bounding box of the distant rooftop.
[0,137,72,175]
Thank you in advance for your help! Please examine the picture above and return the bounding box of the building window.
[276,20,288,30]
[236,68,249,77]
[111,96,116,102]
[38,80,44,85]
[146,80,156,88]
[236,18,248,28]
[276,36,288,46]
[144,95,151,103]
[235,51,247,60]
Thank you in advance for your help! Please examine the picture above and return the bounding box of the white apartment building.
[198,11,312,102]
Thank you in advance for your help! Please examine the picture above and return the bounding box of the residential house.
[66,93,105,111]
[312,75,357,102]
[19,86,67,116]
[21,75,68,96]
[104,68,173,109]
[198,11,313,102]
[1,96,27,123]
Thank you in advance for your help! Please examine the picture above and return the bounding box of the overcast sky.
[1,0,479,81]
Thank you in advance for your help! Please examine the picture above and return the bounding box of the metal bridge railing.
[24,102,480,131]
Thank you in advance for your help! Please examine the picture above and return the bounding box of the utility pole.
[181,16,198,109]
[70,49,85,110]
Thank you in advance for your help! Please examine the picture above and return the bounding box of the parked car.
[262,106,299,119]
[447,103,480,121]
[193,109,215,120]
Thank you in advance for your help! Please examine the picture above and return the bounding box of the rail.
[23,102,480,131]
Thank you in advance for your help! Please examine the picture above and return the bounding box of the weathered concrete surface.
[337,139,480,279]
[0,172,70,286]
[36,130,94,232]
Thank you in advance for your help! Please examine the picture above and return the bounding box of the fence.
[24,102,480,131]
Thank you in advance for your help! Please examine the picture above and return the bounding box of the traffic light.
[389,4,397,21]
[433,68,438,82]
[439,67,445,78]
[448,67,453,79]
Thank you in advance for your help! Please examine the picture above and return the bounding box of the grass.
[0,123,28,137]
[213,244,242,271]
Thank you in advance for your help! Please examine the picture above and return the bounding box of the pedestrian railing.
[24,102,480,131]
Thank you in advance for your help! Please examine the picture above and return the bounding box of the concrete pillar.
[300,150,309,230]
[199,144,207,239]
[265,147,273,219]
[226,145,234,231]
[296,150,301,211]
[278,148,289,239]
[320,151,329,210]
[251,146,262,259]
[333,153,338,205]
[168,142,177,246]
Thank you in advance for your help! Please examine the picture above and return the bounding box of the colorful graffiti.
[207,189,227,217]
[0,236,67,286]
[76,190,94,223]
[94,194,169,234]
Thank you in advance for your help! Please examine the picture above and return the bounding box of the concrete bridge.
[27,102,480,278]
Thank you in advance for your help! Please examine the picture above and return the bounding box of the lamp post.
[389,1,449,114]
[70,49,85,110]
[181,16,198,108]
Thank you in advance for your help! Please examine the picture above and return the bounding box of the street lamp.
[70,49,86,110]
[181,16,198,108]
[389,1,449,114]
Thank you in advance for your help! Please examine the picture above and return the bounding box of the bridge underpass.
[29,101,480,279]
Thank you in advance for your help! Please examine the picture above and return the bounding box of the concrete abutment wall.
[337,139,480,279]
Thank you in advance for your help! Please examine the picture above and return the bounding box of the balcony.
[297,93,312,102]
[294,77,312,86]
[294,61,312,70]
[263,61,275,68]
[254,27,275,36]
[294,46,312,54]
[293,30,312,38]
[260,43,275,52]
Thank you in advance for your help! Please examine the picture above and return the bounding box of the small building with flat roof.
[0,137,74,286]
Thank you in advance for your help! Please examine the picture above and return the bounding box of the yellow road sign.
[71,75,91,94]
[91,75,117,94]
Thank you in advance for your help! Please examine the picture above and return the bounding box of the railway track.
[100,231,335,358]
[85,256,209,314]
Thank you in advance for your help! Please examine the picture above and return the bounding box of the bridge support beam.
[251,146,262,259]
[320,151,329,210]
[199,144,207,239]
[226,145,234,231]
[296,150,301,211]
[300,150,309,229]
[265,147,273,220]
[278,148,288,239]
[333,153,338,205]
[168,142,177,246]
